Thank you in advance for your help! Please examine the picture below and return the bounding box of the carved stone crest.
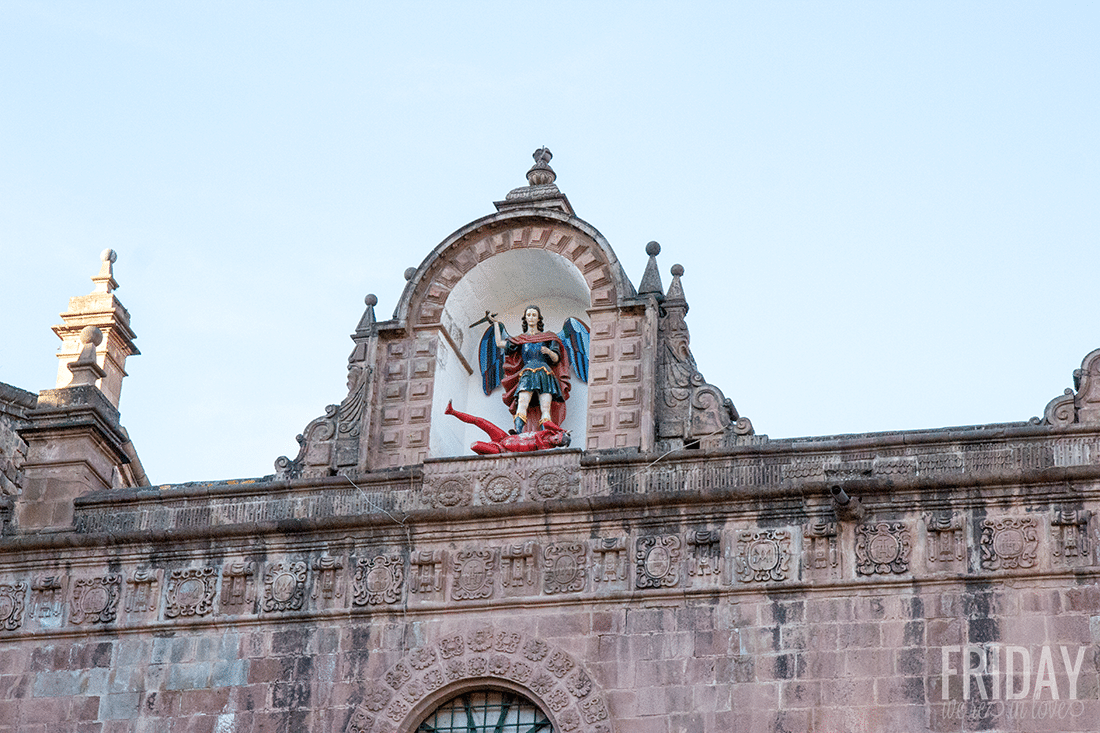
[353,555,404,606]
[736,530,791,583]
[980,517,1039,570]
[543,542,587,594]
[164,567,218,618]
[0,582,26,631]
[635,535,681,588]
[451,549,495,600]
[70,574,121,625]
[855,522,911,575]
[263,562,307,613]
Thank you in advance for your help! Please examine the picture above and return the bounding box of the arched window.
[416,689,553,732]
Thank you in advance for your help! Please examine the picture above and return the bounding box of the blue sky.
[2,2,1098,483]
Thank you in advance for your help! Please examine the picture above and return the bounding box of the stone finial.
[52,251,139,407]
[637,241,664,298]
[355,294,378,335]
[526,147,557,186]
[665,263,687,305]
[91,249,119,294]
[67,327,107,387]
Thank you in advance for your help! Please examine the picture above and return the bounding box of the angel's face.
[524,308,541,332]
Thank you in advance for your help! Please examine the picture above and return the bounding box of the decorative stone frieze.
[1051,509,1092,567]
[803,521,839,580]
[924,513,965,571]
[980,516,1039,571]
[501,541,539,595]
[409,550,446,597]
[220,561,256,613]
[736,529,791,583]
[311,555,345,606]
[124,569,159,614]
[30,575,65,624]
[635,534,681,589]
[164,567,217,618]
[69,574,121,625]
[686,529,722,580]
[855,522,911,575]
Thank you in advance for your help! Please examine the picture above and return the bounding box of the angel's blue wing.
[559,317,590,383]
[478,324,507,395]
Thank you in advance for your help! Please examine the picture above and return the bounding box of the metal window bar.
[417,690,553,733]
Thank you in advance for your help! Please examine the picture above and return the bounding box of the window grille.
[416,689,553,733]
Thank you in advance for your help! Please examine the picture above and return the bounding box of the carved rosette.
[345,627,612,733]
[425,476,473,509]
[543,543,587,594]
[0,582,27,631]
[736,530,791,583]
[635,535,681,589]
[980,517,1038,571]
[451,549,496,600]
[480,473,521,504]
[125,570,160,614]
[353,555,404,606]
[527,468,574,502]
[855,523,912,575]
[70,575,122,625]
[263,562,308,613]
[164,567,218,618]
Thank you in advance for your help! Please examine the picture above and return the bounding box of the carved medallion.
[165,567,218,618]
[426,477,472,508]
[481,474,521,504]
[70,574,121,625]
[543,542,587,594]
[451,549,496,600]
[527,469,573,501]
[635,535,681,588]
[0,582,27,631]
[353,555,404,606]
[856,522,911,575]
[263,562,307,613]
[736,530,791,583]
[981,517,1038,570]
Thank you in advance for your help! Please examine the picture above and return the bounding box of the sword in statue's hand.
[469,311,498,329]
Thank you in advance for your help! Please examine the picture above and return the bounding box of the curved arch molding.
[346,627,613,733]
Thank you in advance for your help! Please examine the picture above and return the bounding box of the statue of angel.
[477,305,589,433]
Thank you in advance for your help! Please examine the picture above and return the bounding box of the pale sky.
[2,2,1098,484]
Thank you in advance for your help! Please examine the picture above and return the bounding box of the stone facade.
[1,151,1098,732]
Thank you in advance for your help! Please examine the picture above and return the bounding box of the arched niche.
[431,248,592,457]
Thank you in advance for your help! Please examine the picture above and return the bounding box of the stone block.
[100,692,141,720]
[166,663,211,691]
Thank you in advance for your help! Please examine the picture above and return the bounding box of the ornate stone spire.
[52,249,139,408]
[495,147,574,215]
[637,241,665,299]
